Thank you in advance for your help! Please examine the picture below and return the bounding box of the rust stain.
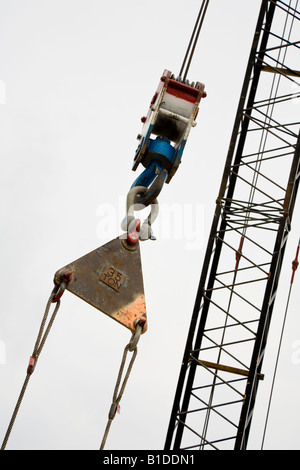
[113,294,147,333]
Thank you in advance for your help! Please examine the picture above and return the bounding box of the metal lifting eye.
[122,186,159,244]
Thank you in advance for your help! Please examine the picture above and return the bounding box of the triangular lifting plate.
[54,237,147,333]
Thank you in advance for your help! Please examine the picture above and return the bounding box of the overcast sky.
[0,0,299,450]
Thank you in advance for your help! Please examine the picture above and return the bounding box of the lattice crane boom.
[165,0,300,450]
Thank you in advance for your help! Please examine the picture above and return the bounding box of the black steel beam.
[235,131,300,449]
[165,0,300,451]
[164,0,272,450]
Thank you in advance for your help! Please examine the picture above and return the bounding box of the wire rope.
[1,292,61,450]
[179,0,210,81]
[261,236,299,449]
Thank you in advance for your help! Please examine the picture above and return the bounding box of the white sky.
[0,0,299,450]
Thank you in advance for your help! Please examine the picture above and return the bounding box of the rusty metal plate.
[54,237,147,333]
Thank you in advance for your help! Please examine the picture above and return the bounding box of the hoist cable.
[260,237,299,449]
[1,292,61,450]
[179,0,210,81]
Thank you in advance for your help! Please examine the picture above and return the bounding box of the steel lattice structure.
[165,0,300,450]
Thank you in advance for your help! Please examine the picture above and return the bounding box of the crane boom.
[165,0,300,450]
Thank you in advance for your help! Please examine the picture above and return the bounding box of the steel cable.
[179,0,210,81]
[261,237,299,448]
[1,293,61,450]
[99,341,139,450]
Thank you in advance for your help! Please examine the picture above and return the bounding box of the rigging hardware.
[1,0,210,450]
[131,69,206,206]
[54,236,147,334]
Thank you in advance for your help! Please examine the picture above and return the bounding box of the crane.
[0,0,299,452]
[165,0,300,451]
